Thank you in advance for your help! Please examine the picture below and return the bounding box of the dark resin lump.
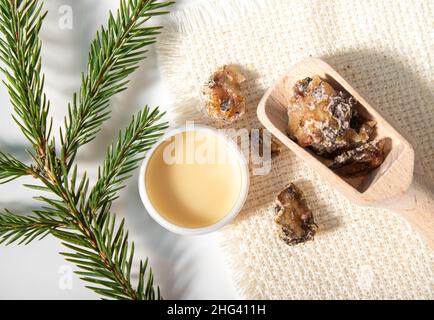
[203,65,246,123]
[274,183,317,245]
[330,140,386,177]
[287,76,374,156]
[287,75,386,177]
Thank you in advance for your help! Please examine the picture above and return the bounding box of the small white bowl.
[138,125,249,235]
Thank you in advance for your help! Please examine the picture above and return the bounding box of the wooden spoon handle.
[390,172,434,250]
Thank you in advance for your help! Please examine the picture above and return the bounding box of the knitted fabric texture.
[156,0,434,299]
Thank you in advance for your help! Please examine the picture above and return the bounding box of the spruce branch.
[0,210,65,245]
[0,0,173,300]
[0,0,51,160]
[36,109,167,299]
[55,207,160,300]
[61,0,173,168]
[0,152,31,183]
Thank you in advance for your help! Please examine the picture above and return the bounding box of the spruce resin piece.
[330,140,386,177]
[274,183,317,245]
[203,65,246,123]
[287,75,386,177]
[287,75,375,156]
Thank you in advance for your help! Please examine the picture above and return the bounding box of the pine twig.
[0,0,173,300]
[0,210,66,245]
[0,0,51,161]
[61,0,173,168]
[54,207,160,300]
[0,152,32,183]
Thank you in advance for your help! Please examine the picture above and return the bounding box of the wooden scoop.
[257,58,434,250]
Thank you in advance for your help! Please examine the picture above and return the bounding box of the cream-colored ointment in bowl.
[139,125,249,235]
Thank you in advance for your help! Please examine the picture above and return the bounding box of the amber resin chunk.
[287,76,375,156]
[203,65,246,123]
[274,183,317,245]
[287,75,386,177]
[329,140,386,177]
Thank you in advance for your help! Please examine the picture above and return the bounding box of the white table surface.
[0,0,239,300]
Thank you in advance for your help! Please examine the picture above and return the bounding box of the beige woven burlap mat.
[156,0,434,299]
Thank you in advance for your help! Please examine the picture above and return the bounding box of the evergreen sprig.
[0,209,65,245]
[55,207,160,300]
[0,0,51,160]
[61,0,172,169]
[0,0,172,300]
[0,152,31,184]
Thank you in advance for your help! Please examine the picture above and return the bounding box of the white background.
[0,0,240,299]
